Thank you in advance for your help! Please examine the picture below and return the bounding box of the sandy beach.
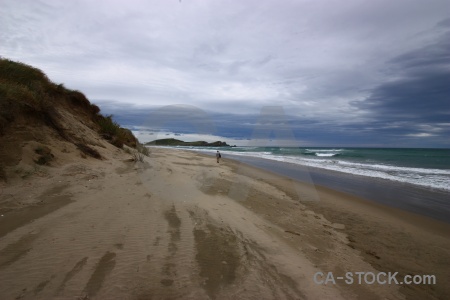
[0,147,449,299]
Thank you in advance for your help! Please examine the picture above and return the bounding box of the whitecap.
[315,153,337,157]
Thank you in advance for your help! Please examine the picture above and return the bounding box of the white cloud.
[405,133,436,137]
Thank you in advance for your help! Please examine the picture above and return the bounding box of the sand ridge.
[0,148,448,299]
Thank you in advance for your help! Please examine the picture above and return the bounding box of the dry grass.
[132,151,145,162]
[136,143,150,156]
[34,146,54,165]
[130,144,150,162]
[97,115,121,137]
[76,143,102,160]
[97,116,137,149]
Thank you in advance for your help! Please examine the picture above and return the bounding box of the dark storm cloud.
[99,101,391,146]
[360,70,449,121]
[352,23,450,138]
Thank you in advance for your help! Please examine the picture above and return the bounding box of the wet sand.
[210,154,450,223]
[0,148,449,299]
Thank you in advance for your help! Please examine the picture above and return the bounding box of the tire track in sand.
[82,251,116,297]
[161,204,182,286]
[56,256,88,295]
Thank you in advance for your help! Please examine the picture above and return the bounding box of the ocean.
[187,147,450,192]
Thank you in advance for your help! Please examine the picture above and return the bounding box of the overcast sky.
[1,0,449,146]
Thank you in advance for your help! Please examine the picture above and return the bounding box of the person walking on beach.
[216,151,221,163]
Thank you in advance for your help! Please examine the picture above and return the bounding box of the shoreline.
[192,149,450,223]
[213,151,450,234]
[0,147,449,299]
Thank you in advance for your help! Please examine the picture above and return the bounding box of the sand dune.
[0,148,449,299]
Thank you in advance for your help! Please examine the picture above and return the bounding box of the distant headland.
[145,138,232,147]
